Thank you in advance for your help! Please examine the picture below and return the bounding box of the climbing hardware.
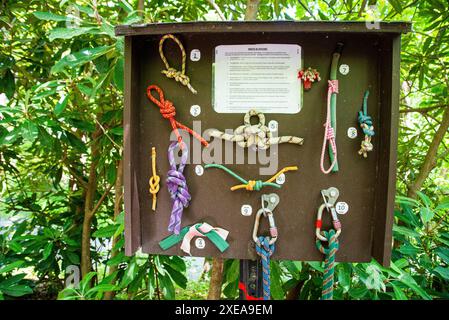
[298,67,321,90]
[252,194,279,300]
[149,147,160,211]
[208,109,304,150]
[315,187,343,300]
[159,34,197,94]
[204,163,298,191]
[159,222,229,255]
[320,43,344,174]
[358,90,375,158]
[166,141,191,235]
[147,85,208,148]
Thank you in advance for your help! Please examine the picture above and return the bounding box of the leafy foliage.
[0,0,448,300]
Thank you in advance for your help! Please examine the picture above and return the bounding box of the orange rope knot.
[146,85,208,148]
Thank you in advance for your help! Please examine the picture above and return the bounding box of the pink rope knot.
[328,80,339,94]
[180,223,229,255]
[325,125,335,140]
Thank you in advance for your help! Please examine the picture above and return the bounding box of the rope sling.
[320,43,344,174]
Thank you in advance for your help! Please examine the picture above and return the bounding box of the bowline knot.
[162,68,191,86]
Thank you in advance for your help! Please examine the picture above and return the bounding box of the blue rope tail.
[255,236,275,300]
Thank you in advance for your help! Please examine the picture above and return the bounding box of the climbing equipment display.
[298,67,321,90]
[147,85,208,148]
[159,222,229,255]
[149,147,160,211]
[167,141,191,235]
[252,194,279,300]
[315,187,343,300]
[159,34,197,94]
[315,187,342,241]
[208,109,304,150]
[358,90,375,158]
[204,163,298,191]
[320,43,344,174]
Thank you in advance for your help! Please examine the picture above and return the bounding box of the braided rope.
[147,85,208,148]
[166,141,191,234]
[149,147,160,211]
[159,34,197,94]
[208,109,304,150]
[204,163,298,191]
[315,229,339,300]
[320,80,339,174]
[255,236,275,300]
[358,90,374,158]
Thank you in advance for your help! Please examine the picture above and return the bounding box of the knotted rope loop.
[204,163,298,192]
[209,109,304,150]
[149,147,160,211]
[255,236,275,300]
[166,141,191,234]
[358,90,374,158]
[315,229,339,300]
[146,85,208,148]
[159,34,197,94]
[320,80,339,174]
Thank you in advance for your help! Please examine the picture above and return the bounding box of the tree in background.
[0,0,448,300]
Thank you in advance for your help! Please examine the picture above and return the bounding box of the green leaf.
[92,224,118,238]
[0,284,33,297]
[391,282,408,300]
[42,242,54,259]
[0,69,15,99]
[419,207,434,224]
[226,259,239,283]
[21,121,39,142]
[33,11,68,22]
[113,57,124,91]
[54,94,69,116]
[388,0,402,13]
[52,46,112,74]
[416,191,432,207]
[393,225,420,238]
[165,264,187,289]
[270,261,284,300]
[0,260,24,274]
[436,247,449,264]
[434,267,449,280]
[48,27,98,42]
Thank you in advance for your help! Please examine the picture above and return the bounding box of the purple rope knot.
[167,141,191,234]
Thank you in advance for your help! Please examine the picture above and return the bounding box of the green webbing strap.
[159,223,229,252]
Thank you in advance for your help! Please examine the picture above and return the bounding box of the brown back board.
[116,21,411,266]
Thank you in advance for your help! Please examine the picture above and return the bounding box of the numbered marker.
[195,165,204,176]
[275,173,286,185]
[241,204,252,216]
[339,64,350,75]
[268,120,278,132]
[347,127,358,139]
[190,49,201,61]
[190,105,201,117]
[336,201,349,215]
[195,237,206,249]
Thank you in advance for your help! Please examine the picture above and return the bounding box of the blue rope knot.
[358,111,375,137]
[256,236,275,300]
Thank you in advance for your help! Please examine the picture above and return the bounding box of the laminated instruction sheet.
[213,44,302,114]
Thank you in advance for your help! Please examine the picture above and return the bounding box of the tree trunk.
[244,0,260,20]
[80,126,102,278]
[103,159,124,300]
[407,106,449,199]
[207,257,224,300]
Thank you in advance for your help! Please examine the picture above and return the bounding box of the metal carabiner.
[315,187,342,241]
[252,194,279,245]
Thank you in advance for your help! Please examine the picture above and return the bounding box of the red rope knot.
[328,80,339,94]
[146,85,209,148]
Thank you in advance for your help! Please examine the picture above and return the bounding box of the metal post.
[239,259,263,300]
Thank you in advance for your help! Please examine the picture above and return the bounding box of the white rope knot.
[208,109,304,150]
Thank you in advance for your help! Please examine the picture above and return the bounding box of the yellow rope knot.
[149,147,160,211]
[159,34,197,94]
[231,166,299,191]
